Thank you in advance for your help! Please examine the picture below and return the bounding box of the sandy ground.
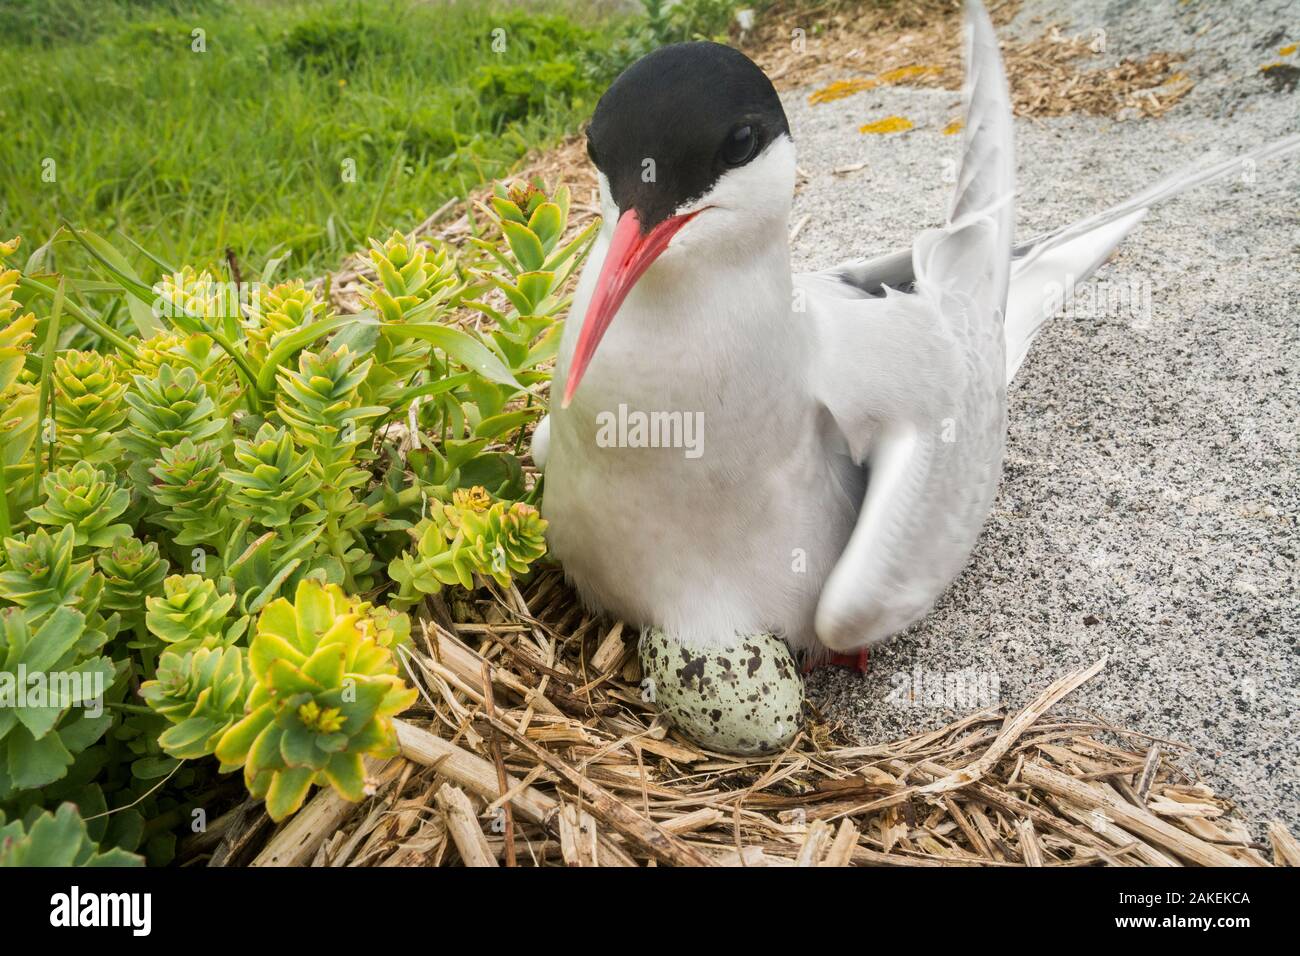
[792,0,1299,834]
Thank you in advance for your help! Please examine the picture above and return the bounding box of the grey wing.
[812,0,1013,651]
[817,132,1300,383]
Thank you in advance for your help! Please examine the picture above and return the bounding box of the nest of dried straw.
[191,568,1295,867]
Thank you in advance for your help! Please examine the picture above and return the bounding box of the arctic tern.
[531,0,1300,749]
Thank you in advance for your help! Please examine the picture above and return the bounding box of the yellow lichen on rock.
[809,65,946,106]
[859,115,914,135]
[877,64,944,83]
[808,77,878,104]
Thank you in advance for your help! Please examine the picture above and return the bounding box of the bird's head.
[562,41,794,407]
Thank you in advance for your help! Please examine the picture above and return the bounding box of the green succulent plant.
[123,363,227,469]
[140,644,248,763]
[245,280,325,366]
[276,346,385,485]
[98,536,169,629]
[0,176,590,857]
[152,266,232,325]
[51,350,126,465]
[457,498,548,587]
[276,346,385,582]
[144,574,243,653]
[431,180,594,442]
[0,381,40,532]
[218,527,323,617]
[398,438,526,503]
[354,596,411,650]
[387,516,480,606]
[215,579,417,821]
[0,242,36,390]
[1,255,40,533]
[123,331,186,379]
[1,239,41,528]
[365,231,460,322]
[146,438,230,548]
[359,233,466,409]
[472,180,594,328]
[0,606,116,797]
[0,526,98,624]
[0,308,35,401]
[223,423,322,531]
[388,486,548,606]
[0,803,142,867]
[26,462,132,550]
[125,331,228,392]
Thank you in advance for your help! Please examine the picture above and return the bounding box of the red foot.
[829,649,870,673]
[803,649,870,674]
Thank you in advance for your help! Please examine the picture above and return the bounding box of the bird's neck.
[555,226,810,475]
[647,234,794,335]
[592,228,797,360]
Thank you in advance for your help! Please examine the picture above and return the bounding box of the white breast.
[543,219,859,652]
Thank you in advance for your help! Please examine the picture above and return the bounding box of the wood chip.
[589,621,626,673]
[820,819,860,867]
[1269,820,1300,867]
[435,784,498,868]
[1017,818,1044,867]
[558,804,601,867]
[1020,761,1245,867]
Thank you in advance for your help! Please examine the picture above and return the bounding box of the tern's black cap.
[586,42,790,231]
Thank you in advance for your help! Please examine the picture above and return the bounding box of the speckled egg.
[638,629,804,755]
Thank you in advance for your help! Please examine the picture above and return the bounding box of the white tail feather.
[1005,209,1146,382]
[1003,133,1300,381]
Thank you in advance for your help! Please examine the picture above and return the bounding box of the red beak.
[562,207,697,408]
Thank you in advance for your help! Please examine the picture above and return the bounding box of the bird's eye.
[721,125,759,166]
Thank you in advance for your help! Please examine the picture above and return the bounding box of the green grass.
[0,0,633,279]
